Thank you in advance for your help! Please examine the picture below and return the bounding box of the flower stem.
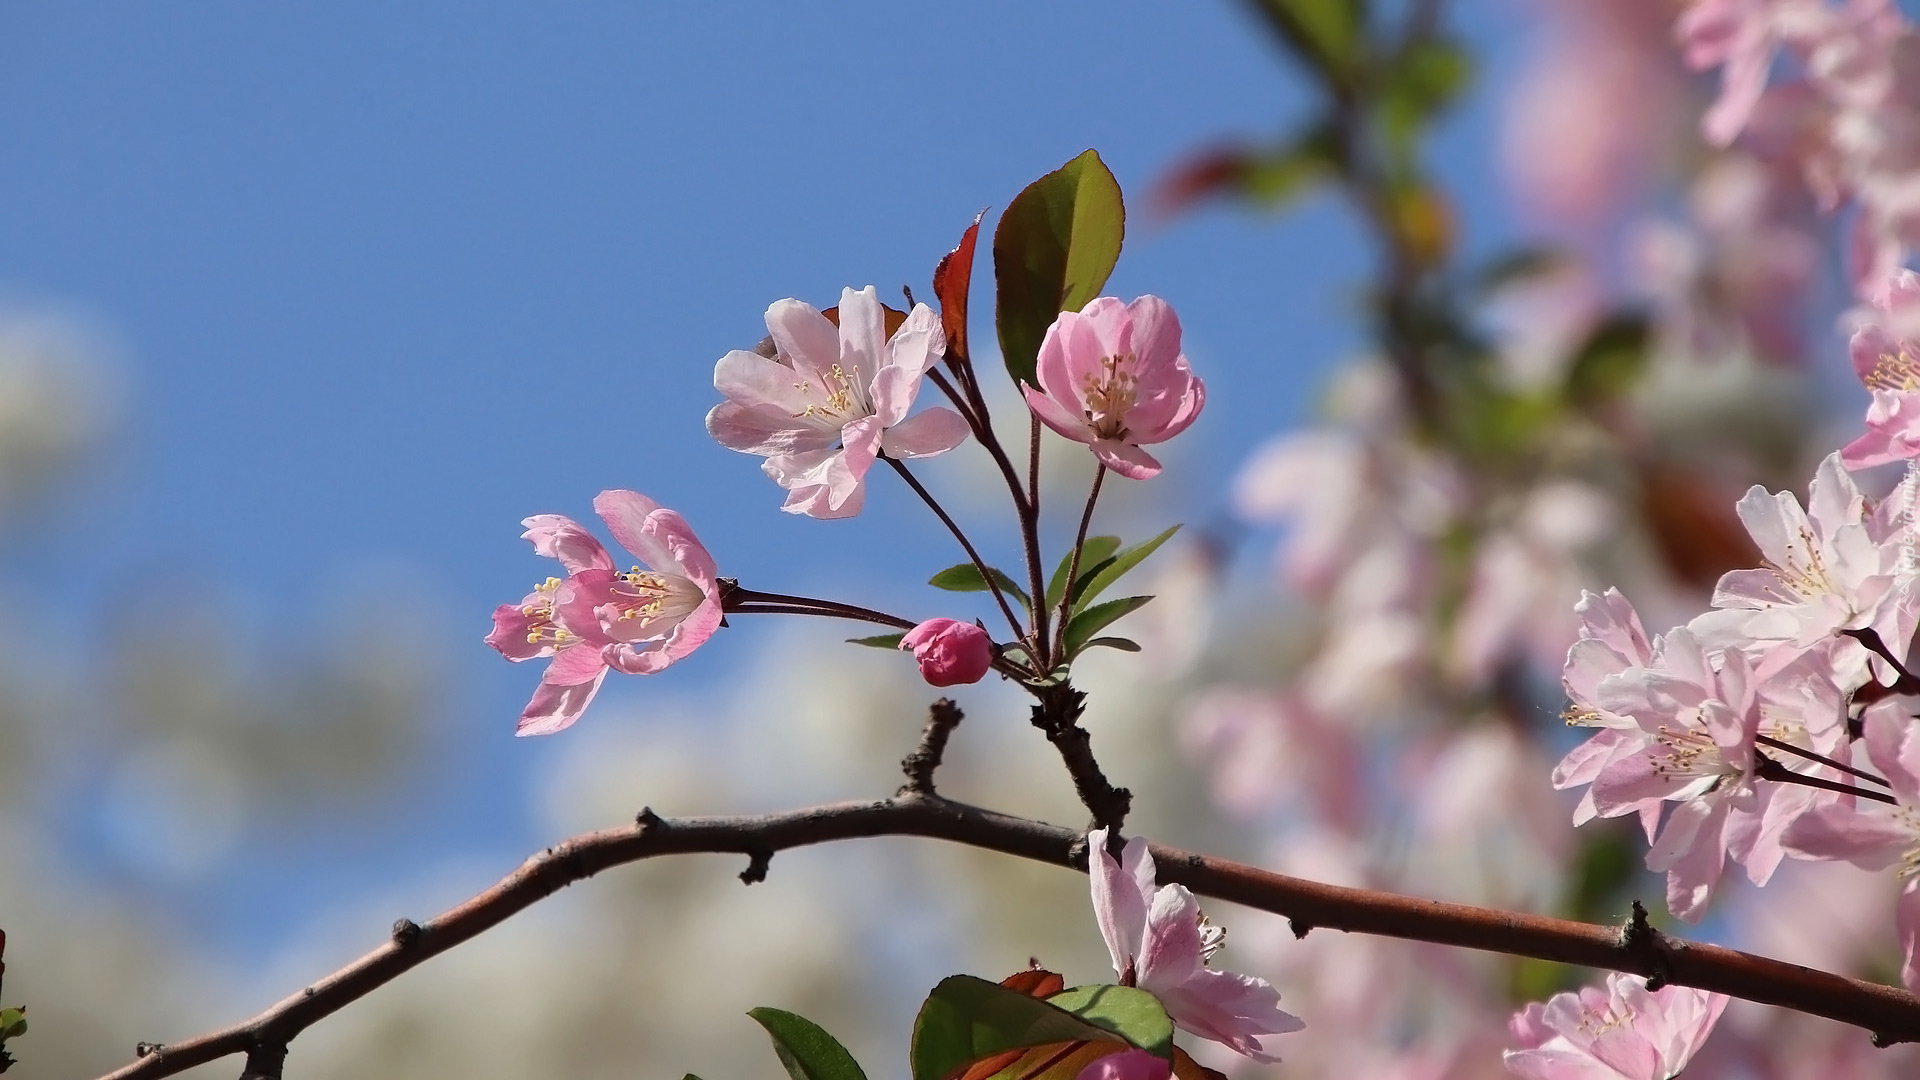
[723,587,917,630]
[1754,733,1890,788]
[1023,412,1050,667]
[882,456,1031,644]
[1754,753,1898,805]
[1053,464,1107,659]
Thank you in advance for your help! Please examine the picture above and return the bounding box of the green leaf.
[1080,637,1141,654]
[1563,313,1652,405]
[751,1007,870,1080]
[1045,536,1120,611]
[846,632,907,649]
[993,150,1125,388]
[1045,986,1172,1058]
[1063,596,1154,659]
[1376,36,1474,150]
[930,564,1032,611]
[1246,0,1365,79]
[1470,247,1572,297]
[910,975,1119,1080]
[0,1011,23,1041]
[1073,526,1180,614]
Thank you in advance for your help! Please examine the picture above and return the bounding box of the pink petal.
[707,401,840,457]
[1780,804,1912,870]
[880,407,970,458]
[1093,440,1163,480]
[593,490,676,572]
[1024,383,1094,444]
[486,602,548,662]
[713,348,814,418]
[1648,797,1733,921]
[1127,295,1181,370]
[1136,884,1206,987]
[836,286,887,388]
[1501,1047,1625,1080]
[1155,967,1303,1064]
[515,667,608,737]
[543,640,609,684]
[520,514,613,574]
[1075,1048,1170,1080]
[1900,883,1920,993]
[640,507,720,588]
[1088,828,1152,978]
[765,299,839,383]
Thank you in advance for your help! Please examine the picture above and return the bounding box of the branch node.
[1289,918,1314,940]
[636,806,663,832]
[740,848,773,885]
[900,698,965,797]
[1623,901,1674,990]
[302,987,315,998]
[135,1042,165,1059]
[238,1038,288,1080]
[391,918,424,948]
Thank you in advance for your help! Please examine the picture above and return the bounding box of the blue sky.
[0,2,1530,949]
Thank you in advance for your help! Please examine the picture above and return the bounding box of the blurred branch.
[99,790,1920,1079]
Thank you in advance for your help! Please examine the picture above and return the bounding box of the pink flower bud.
[899,618,993,687]
[1076,1049,1170,1080]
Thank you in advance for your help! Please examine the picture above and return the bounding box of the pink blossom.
[485,490,723,736]
[1075,1048,1170,1080]
[1502,973,1727,1080]
[1691,452,1894,662]
[1782,697,1920,991]
[898,618,992,687]
[1086,827,1304,1062]
[1844,269,1920,467]
[1588,627,1766,918]
[707,286,970,518]
[1553,589,1665,840]
[1023,296,1204,480]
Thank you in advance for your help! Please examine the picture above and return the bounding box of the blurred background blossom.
[5,2,1920,1078]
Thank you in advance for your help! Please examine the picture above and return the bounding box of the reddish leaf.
[957,1040,1120,1080]
[822,303,909,339]
[1150,147,1255,218]
[933,212,985,363]
[1637,462,1761,590]
[999,967,1065,998]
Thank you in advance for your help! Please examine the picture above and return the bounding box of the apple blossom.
[1782,697,1920,991]
[707,285,970,518]
[1690,453,1895,669]
[1087,827,1304,1062]
[899,618,992,687]
[1023,296,1204,480]
[1843,270,1920,468]
[1502,973,1727,1080]
[1076,1048,1170,1080]
[485,490,723,736]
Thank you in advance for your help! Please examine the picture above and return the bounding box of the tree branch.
[99,793,1920,1079]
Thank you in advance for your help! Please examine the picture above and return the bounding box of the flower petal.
[880,407,971,458]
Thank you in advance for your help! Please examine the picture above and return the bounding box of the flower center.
[1196,911,1226,965]
[793,363,869,425]
[1756,523,1841,604]
[1866,342,1920,393]
[520,577,576,646]
[600,566,705,632]
[1575,1001,1635,1038]
[1651,726,1737,780]
[1081,354,1139,440]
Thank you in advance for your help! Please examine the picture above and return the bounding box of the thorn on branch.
[391,919,424,948]
[1623,901,1674,990]
[636,806,663,832]
[135,1042,164,1058]
[899,698,965,797]
[1289,918,1313,939]
[740,848,773,885]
